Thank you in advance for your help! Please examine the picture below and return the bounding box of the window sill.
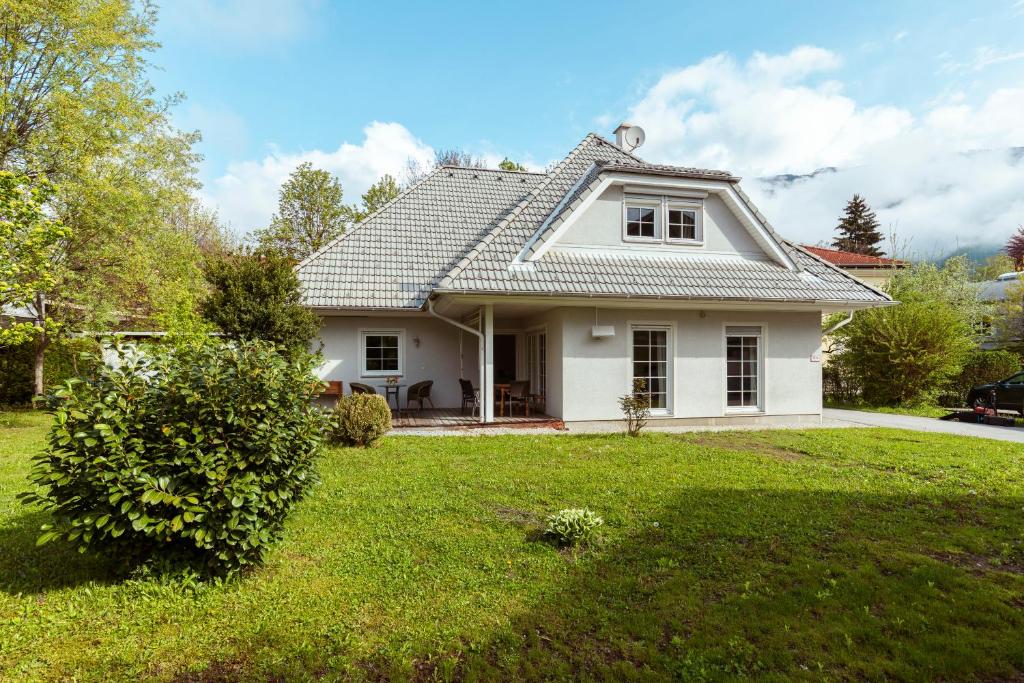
[666,239,705,246]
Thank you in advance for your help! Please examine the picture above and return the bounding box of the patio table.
[495,383,511,417]
[376,383,407,418]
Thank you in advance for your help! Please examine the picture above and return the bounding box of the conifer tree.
[832,194,885,256]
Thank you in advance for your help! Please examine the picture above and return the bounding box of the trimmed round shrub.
[328,393,392,447]
[544,508,603,546]
[20,339,325,575]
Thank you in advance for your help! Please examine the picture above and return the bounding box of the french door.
[631,326,671,412]
[526,331,547,404]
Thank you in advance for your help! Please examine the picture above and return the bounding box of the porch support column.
[482,303,495,422]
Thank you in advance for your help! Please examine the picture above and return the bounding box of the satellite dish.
[622,125,645,152]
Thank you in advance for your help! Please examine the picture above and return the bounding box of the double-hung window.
[725,326,762,411]
[360,329,403,376]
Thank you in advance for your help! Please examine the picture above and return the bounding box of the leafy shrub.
[0,336,101,406]
[0,341,34,405]
[618,378,651,437]
[544,508,603,546]
[939,348,1022,406]
[328,393,392,447]
[836,301,973,406]
[20,339,325,575]
[822,354,860,404]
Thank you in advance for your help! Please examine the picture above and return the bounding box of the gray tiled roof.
[297,166,543,308]
[299,133,891,309]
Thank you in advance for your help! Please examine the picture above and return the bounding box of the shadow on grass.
[362,487,1024,681]
[0,509,123,595]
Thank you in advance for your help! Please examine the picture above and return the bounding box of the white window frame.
[359,328,405,377]
[622,195,704,247]
[622,198,662,242]
[665,201,704,245]
[628,321,674,416]
[722,323,764,414]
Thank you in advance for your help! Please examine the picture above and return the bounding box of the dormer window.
[623,195,703,245]
[625,202,660,239]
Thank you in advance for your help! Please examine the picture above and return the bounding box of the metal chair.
[459,378,479,416]
[406,380,434,410]
[349,382,376,395]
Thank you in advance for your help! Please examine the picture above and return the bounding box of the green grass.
[2,412,1023,681]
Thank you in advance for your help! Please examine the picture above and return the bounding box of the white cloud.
[940,45,1024,73]
[626,47,1024,255]
[161,0,322,48]
[203,122,434,233]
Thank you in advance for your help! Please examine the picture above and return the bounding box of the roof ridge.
[590,132,648,163]
[784,241,893,301]
[295,164,447,271]
[437,133,603,289]
[437,165,546,176]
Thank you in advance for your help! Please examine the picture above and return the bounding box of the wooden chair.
[349,382,376,395]
[507,380,532,416]
[459,379,479,416]
[406,380,434,410]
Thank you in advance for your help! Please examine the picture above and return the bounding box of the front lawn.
[2,411,1023,681]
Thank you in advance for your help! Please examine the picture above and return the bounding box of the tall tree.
[403,148,488,186]
[254,162,350,261]
[0,174,70,394]
[350,174,399,223]
[832,194,885,256]
[1005,225,1024,269]
[0,0,207,383]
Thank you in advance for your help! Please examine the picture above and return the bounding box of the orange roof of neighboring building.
[801,245,908,268]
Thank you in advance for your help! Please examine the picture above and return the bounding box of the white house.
[297,127,893,426]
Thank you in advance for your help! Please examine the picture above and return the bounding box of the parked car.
[967,371,1024,414]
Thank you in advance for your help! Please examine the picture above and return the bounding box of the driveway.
[824,408,1024,444]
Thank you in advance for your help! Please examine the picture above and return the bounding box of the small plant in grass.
[619,378,651,437]
[544,508,603,546]
[328,393,392,447]
[19,339,325,575]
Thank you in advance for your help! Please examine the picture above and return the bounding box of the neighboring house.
[799,246,907,290]
[976,271,1023,349]
[297,127,892,426]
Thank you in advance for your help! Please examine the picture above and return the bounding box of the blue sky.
[150,1,1024,255]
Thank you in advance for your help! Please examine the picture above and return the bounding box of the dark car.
[967,371,1024,414]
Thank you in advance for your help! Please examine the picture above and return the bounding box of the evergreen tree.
[831,194,885,256]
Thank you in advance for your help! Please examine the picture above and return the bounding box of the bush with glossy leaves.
[20,339,326,575]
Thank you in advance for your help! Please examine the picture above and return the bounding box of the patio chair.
[349,382,376,395]
[459,378,479,416]
[406,380,435,410]
[507,380,532,416]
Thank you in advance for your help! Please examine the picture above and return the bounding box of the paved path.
[823,408,1024,444]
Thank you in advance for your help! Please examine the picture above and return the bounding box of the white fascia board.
[519,171,610,263]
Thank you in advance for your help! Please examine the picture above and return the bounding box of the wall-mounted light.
[413,336,421,347]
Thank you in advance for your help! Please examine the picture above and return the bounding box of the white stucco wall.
[555,186,767,258]
[551,307,822,422]
[317,314,479,408]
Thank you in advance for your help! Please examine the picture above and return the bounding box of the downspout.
[823,310,855,335]
[427,298,485,423]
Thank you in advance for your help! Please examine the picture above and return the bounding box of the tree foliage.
[350,174,399,223]
[974,252,1017,281]
[403,147,488,185]
[0,0,212,336]
[200,250,321,353]
[832,258,980,405]
[832,194,884,256]
[21,339,325,574]
[254,162,349,261]
[498,158,528,172]
[0,173,69,345]
[1005,225,1024,270]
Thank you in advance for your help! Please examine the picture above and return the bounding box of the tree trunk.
[32,291,47,399]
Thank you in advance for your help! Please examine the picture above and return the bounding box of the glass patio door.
[526,331,546,404]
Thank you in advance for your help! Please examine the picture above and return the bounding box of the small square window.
[361,330,403,376]
[668,208,697,240]
[626,205,657,238]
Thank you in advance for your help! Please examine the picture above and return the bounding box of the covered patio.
[392,408,562,430]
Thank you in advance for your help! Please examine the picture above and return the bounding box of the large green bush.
[328,393,392,447]
[939,349,1022,406]
[21,339,325,574]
